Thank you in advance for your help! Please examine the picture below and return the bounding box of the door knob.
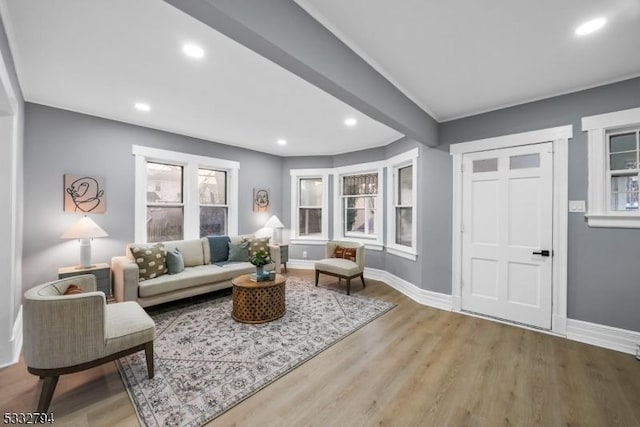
[532,250,550,257]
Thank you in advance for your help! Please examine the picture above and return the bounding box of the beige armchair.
[23,275,155,412]
[314,241,366,295]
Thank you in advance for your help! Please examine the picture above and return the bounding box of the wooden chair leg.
[315,270,320,286]
[360,274,366,288]
[37,376,59,412]
[346,277,351,295]
[284,262,287,274]
[145,341,154,379]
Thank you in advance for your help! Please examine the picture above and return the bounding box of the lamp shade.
[61,216,108,239]
[264,215,284,229]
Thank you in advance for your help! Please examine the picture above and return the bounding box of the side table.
[58,263,111,297]
[269,244,288,274]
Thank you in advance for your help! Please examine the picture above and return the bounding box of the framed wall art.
[64,174,106,213]
[253,188,270,212]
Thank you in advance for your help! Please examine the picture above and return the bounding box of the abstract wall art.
[64,174,106,213]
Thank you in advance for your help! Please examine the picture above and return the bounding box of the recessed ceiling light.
[344,118,357,127]
[575,17,607,36]
[277,139,287,146]
[134,102,151,112]
[182,43,205,59]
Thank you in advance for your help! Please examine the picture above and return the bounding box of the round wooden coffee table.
[231,274,286,323]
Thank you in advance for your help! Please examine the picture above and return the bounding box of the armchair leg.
[284,262,287,274]
[360,274,366,288]
[37,376,59,412]
[315,270,319,287]
[145,341,154,379]
[346,278,351,295]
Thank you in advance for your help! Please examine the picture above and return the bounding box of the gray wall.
[22,103,284,291]
[440,77,640,331]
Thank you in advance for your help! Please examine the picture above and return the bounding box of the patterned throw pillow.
[333,246,357,262]
[129,243,168,281]
[247,237,270,257]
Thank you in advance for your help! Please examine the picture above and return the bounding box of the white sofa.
[112,236,272,307]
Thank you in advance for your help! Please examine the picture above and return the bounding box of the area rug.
[116,276,395,427]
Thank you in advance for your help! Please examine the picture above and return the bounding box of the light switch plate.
[569,200,586,213]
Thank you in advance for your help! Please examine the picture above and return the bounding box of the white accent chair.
[314,241,366,295]
[23,275,155,412]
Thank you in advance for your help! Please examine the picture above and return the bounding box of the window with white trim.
[334,161,384,248]
[133,145,239,242]
[582,107,640,228]
[290,170,329,244]
[386,148,419,259]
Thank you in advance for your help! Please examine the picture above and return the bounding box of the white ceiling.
[0,0,402,156]
[296,0,640,121]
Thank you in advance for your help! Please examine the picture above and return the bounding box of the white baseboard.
[288,260,639,356]
[0,304,23,369]
[288,259,453,311]
[567,318,640,356]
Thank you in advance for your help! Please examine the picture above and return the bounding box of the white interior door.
[461,143,553,329]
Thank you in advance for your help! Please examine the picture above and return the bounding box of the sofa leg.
[145,341,154,379]
[346,277,351,295]
[37,375,59,412]
[360,274,366,288]
[315,270,319,287]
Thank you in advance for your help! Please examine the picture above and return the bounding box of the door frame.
[450,125,573,335]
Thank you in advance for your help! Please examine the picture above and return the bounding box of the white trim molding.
[567,319,640,355]
[582,107,640,228]
[450,125,572,334]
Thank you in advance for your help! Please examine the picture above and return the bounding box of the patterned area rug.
[117,276,395,427]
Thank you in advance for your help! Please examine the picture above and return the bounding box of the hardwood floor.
[2,269,639,426]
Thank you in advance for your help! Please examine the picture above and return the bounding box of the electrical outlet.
[302,250,308,259]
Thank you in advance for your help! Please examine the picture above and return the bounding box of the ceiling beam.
[164,0,438,147]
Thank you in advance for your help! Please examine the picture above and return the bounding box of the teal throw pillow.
[228,241,249,262]
[166,247,185,274]
[207,235,230,263]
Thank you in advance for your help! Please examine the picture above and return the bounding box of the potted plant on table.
[250,249,271,280]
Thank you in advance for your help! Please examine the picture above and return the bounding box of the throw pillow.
[129,243,168,281]
[63,284,83,295]
[228,241,250,262]
[207,235,230,263]
[333,246,357,262]
[247,237,270,257]
[166,247,185,275]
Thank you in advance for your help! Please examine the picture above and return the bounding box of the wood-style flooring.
[1,269,639,426]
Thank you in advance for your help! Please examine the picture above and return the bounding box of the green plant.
[249,249,271,267]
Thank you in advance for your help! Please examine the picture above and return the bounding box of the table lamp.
[264,215,284,244]
[61,215,108,269]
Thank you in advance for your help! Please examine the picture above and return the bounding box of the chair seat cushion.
[315,258,361,277]
[105,302,155,355]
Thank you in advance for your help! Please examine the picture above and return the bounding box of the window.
[198,169,227,237]
[290,170,329,244]
[334,161,384,249]
[133,146,239,242]
[386,148,419,260]
[582,107,640,228]
[146,162,184,242]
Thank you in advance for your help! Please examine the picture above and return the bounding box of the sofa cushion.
[137,263,256,298]
[166,247,185,274]
[130,243,168,281]
[63,284,83,295]
[247,237,270,256]
[164,239,205,267]
[207,235,230,263]
[228,241,250,262]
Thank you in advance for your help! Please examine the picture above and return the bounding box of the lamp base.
[78,238,93,269]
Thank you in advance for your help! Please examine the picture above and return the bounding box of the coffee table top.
[232,273,286,289]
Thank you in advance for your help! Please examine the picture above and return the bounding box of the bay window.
[290,170,329,243]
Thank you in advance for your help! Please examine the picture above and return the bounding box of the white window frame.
[386,148,419,260]
[133,145,239,242]
[289,169,329,245]
[333,161,385,250]
[582,107,640,228]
